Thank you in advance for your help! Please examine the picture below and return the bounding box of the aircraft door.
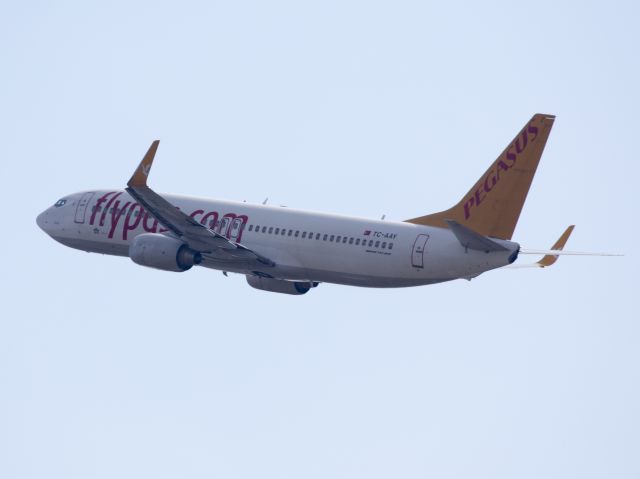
[74,192,95,224]
[411,234,430,268]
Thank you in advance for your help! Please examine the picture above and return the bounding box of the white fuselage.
[37,190,520,287]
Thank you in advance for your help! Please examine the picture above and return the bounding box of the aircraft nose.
[36,209,50,232]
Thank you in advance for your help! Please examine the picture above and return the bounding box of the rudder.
[405,113,555,240]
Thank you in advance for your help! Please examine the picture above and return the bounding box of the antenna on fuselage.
[262,197,269,205]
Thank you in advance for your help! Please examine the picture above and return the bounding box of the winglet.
[128,140,160,187]
[537,225,575,267]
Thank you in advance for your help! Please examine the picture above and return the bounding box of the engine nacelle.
[246,275,312,295]
[129,233,202,272]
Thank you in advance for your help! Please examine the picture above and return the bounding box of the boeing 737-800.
[37,114,606,294]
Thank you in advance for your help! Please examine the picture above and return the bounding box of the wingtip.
[127,140,160,188]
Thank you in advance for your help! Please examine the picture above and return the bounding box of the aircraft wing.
[126,141,274,266]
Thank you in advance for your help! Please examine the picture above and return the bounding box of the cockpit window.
[54,199,67,207]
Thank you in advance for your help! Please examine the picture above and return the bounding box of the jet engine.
[129,233,202,272]
[246,275,313,295]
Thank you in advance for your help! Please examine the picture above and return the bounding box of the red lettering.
[497,160,510,172]
[229,214,248,241]
[123,203,143,240]
[90,191,115,225]
[219,213,249,240]
[462,121,542,221]
[190,209,204,222]
[200,211,219,229]
[484,170,497,192]
[142,211,158,233]
[515,130,528,154]
[463,197,475,219]
[474,187,486,207]
[108,201,131,238]
[505,147,517,167]
[100,192,122,226]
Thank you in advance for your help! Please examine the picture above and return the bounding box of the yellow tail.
[405,113,556,240]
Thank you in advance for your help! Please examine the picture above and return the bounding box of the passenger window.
[323,234,328,241]
[281,229,286,235]
[255,225,260,232]
[343,237,348,243]
[302,232,307,238]
[336,236,341,243]
[330,235,335,242]
[368,240,373,247]
[268,227,273,234]
[316,233,320,240]
[389,243,394,250]
[248,225,253,231]
[375,241,380,247]
[262,226,267,233]
[356,239,360,245]
[295,231,299,237]
[288,230,293,236]
[275,227,279,234]
[382,242,387,248]
[349,238,354,244]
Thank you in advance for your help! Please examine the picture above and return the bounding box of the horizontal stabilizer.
[506,225,621,269]
[445,219,509,252]
[519,249,622,257]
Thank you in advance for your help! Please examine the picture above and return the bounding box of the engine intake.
[130,233,201,272]
[246,275,312,295]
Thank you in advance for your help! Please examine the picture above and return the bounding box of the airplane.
[36,113,616,295]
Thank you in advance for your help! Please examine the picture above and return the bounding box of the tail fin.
[405,114,556,240]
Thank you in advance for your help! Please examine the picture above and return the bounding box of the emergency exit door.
[74,192,95,224]
[411,234,430,268]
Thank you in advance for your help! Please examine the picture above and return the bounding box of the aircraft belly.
[51,236,130,256]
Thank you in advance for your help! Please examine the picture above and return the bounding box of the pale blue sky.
[1,1,638,478]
